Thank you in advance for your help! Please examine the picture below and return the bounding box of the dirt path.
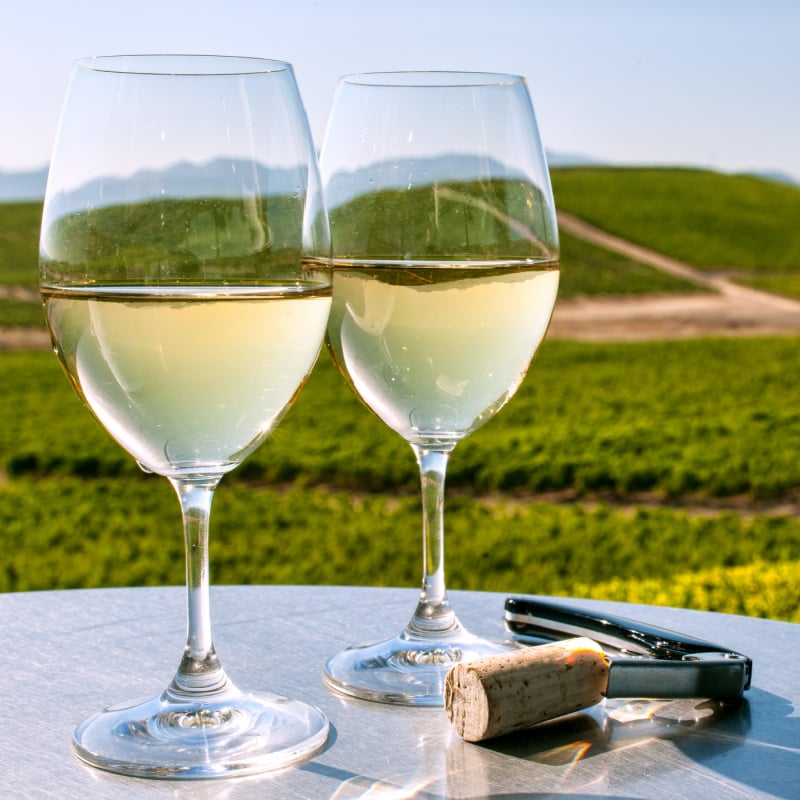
[549,211,800,341]
[5,213,800,348]
[0,327,50,351]
[0,285,49,350]
[549,292,800,342]
[0,286,39,302]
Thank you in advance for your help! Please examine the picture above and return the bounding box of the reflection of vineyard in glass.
[41,193,312,283]
[327,178,556,260]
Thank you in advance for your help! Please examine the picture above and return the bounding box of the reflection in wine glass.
[320,72,559,705]
[40,55,331,778]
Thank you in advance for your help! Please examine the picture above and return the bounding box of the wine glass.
[39,55,331,778]
[320,71,559,705]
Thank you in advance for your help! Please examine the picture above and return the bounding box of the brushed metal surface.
[2,586,798,799]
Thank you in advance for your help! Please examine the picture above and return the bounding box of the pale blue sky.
[3,0,798,181]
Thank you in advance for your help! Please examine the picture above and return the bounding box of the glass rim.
[339,70,526,88]
[73,54,293,77]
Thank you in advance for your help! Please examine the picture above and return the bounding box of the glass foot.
[72,685,329,779]
[323,628,517,706]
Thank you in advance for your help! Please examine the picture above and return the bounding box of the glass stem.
[408,445,461,636]
[167,477,230,698]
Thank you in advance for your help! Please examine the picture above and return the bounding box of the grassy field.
[551,167,800,291]
[1,169,800,622]
[0,202,40,288]
[2,338,800,620]
[6,339,800,499]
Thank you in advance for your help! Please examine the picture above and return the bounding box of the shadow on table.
[294,688,796,800]
[474,687,797,799]
[670,687,799,800]
[306,761,631,800]
[482,696,749,763]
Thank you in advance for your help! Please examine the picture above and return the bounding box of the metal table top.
[1,585,798,799]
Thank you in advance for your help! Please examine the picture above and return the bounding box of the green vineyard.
[2,167,799,622]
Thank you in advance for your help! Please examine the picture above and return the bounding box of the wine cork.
[445,637,609,742]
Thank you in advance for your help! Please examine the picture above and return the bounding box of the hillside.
[4,167,800,342]
[551,166,800,289]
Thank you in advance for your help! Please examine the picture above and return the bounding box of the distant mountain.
[52,160,310,217]
[0,160,308,208]
[1,154,797,203]
[0,166,48,201]
[745,169,800,187]
[0,152,592,203]
[545,150,601,167]
[324,153,537,210]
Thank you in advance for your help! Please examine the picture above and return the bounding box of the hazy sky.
[3,0,798,181]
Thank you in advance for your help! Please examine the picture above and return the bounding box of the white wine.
[326,263,559,444]
[43,284,331,477]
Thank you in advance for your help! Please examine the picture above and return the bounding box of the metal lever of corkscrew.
[503,596,752,699]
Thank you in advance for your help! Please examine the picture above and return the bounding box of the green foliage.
[0,298,44,327]
[572,559,800,623]
[0,351,134,478]
[0,202,41,287]
[458,337,800,501]
[3,339,800,621]
[4,337,800,501]
[3,478,798,622]
[736,273,800,300]
[551,166,800,271]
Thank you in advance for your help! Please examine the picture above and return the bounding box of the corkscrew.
[503,596,752,699]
